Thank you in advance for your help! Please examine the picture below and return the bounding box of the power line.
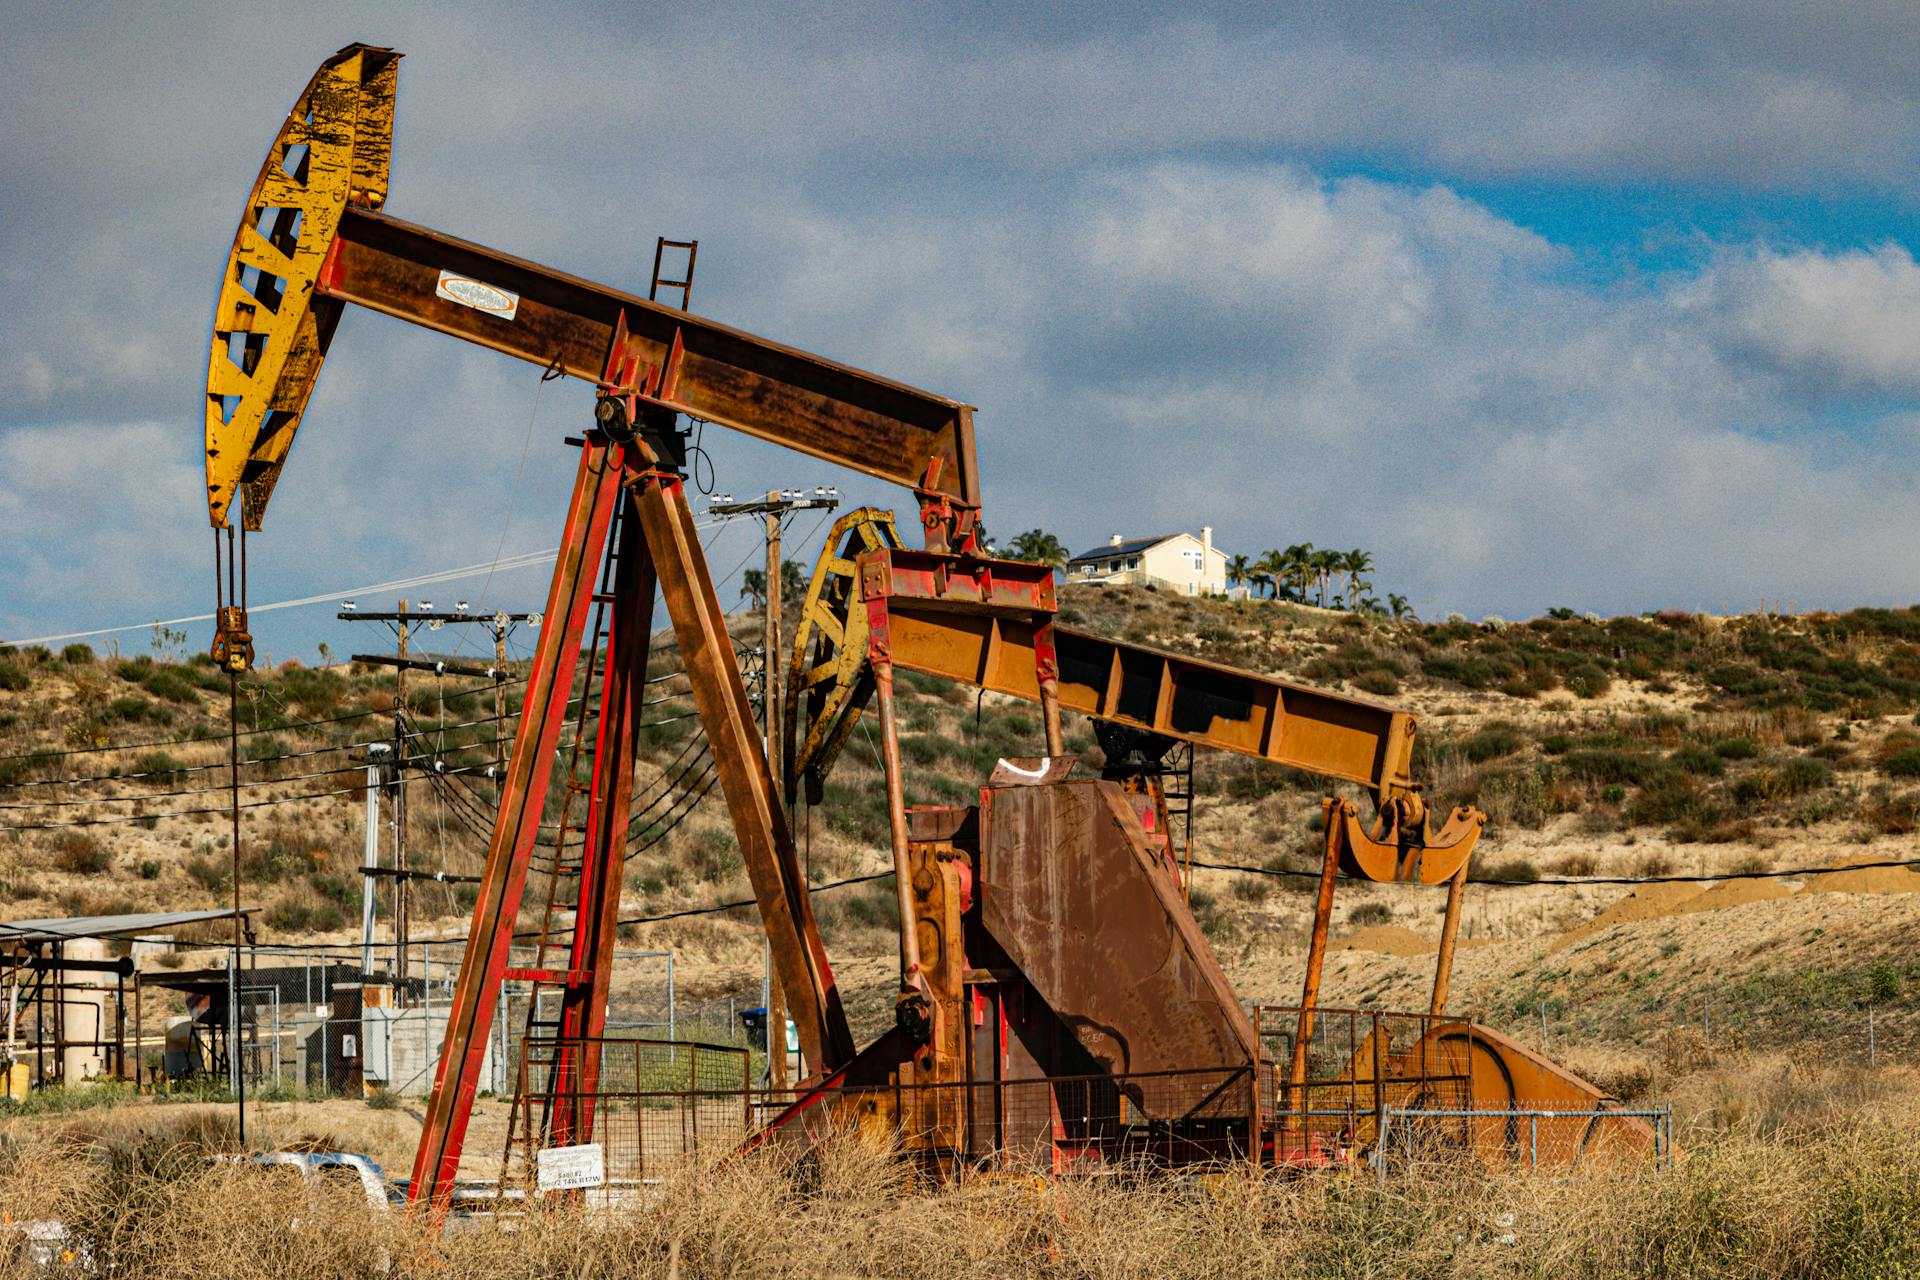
[1187,854,1920,888]
[0,709,519,793]
[0,549,564,648]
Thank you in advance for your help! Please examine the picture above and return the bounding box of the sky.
[5,2,1920,659]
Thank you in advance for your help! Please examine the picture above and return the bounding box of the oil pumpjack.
[201,45,1652,1207]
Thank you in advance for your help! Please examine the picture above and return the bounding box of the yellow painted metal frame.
[204,44,398,529]
[783,508,902,798]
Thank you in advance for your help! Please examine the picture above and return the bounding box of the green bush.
[1627,774,1702,824]
[1563,663,1612,699]
[185,856,228,893]
[1420,655,1495,689]
[1883,747,1920,778]
[105,696,169,724]
[1481,859,1541,883]
[1353,668,1401,696]
[1733,757,1835,804]
[1713,737,1760,760]
[61,643,94,664]
[1347,901,1393,926]
[1778,757,1836,795]
[1561,749,1660,786]
[139,666,199,703]
[1670,747,1727,777]
[0,663,29,692]
[1463,726,1524,763]
[139,860,162,880]
[51,832,111,874]
[132,750,186,783]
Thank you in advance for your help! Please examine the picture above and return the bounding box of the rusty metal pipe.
[1287,801,1342,1108]
[872,663,923,989]
[1430,863,1470,1015]
[1038,676,1065,756]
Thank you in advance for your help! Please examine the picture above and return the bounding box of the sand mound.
[1798,856,1920,895]
[1552,881,1713,951]
[1680,878,1791,912]
[1331,924,1435,957]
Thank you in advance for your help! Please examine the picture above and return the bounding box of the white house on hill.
[1066,529,1229,596]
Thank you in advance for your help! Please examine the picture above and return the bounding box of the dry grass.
[6,1094,1920,1279]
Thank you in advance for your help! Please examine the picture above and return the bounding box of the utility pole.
[334,599,539,1001]
[763,492,787,1092]
[708,486,837,1088]
[395,600,409,996]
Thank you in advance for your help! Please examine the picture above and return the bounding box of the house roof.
[1067,534,1178,564]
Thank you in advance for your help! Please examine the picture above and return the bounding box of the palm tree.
[740,567,767,611]
[1308,549,1340,607]
[1388,593,1413,621]
[1226,553,1251,594]
[1009,528,1069,569]
[1343,549,1374,609]
[1281,543,1314,602]
[1253,550,1286,600]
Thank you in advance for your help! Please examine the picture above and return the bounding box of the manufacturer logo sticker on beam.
[435,270,520,319]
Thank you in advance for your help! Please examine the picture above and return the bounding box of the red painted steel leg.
[407,438,625,1210]
[554,486,656,1145]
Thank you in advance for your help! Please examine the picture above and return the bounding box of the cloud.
[1682,244,1920,397]
[5,4,1920,649]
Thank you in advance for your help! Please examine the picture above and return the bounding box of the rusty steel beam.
[627,461,855,1074]
[858,550,1416,801]
[1429,864,1470,1016]
[315,207,978,509]
[207,45,980,532]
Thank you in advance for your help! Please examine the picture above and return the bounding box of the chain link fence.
[1377,1105,1672,1176]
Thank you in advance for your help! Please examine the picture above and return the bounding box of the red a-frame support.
[407,419,855,1208]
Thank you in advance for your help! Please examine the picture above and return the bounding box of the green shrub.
[1420,655,1494,689]
[139,860,162,880]
[310,873,358,909]
[1883,747,1920,778]
[51,832,111,874]
[185,856,228,893]
[1347,901,1393,926]
[1706,663,1779,697]
[1713,737,1760,760]
[1627,774,1702,824]
[132,750,186,784]
[1867,961,1902,1003]
[61,643,94,664]
[0,663,28,692]
[1562,749,1659,786]
[1352,668,1401,696]
[1563,663,1612,699]
[1670,747,1727,777]
[1482,859,1540,883]
[139,666,199,703]
[105,696,169,724]
[1778,756,1836,795]
[1463,725,1524,763]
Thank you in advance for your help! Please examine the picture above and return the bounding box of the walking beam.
[203,45,977,534]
